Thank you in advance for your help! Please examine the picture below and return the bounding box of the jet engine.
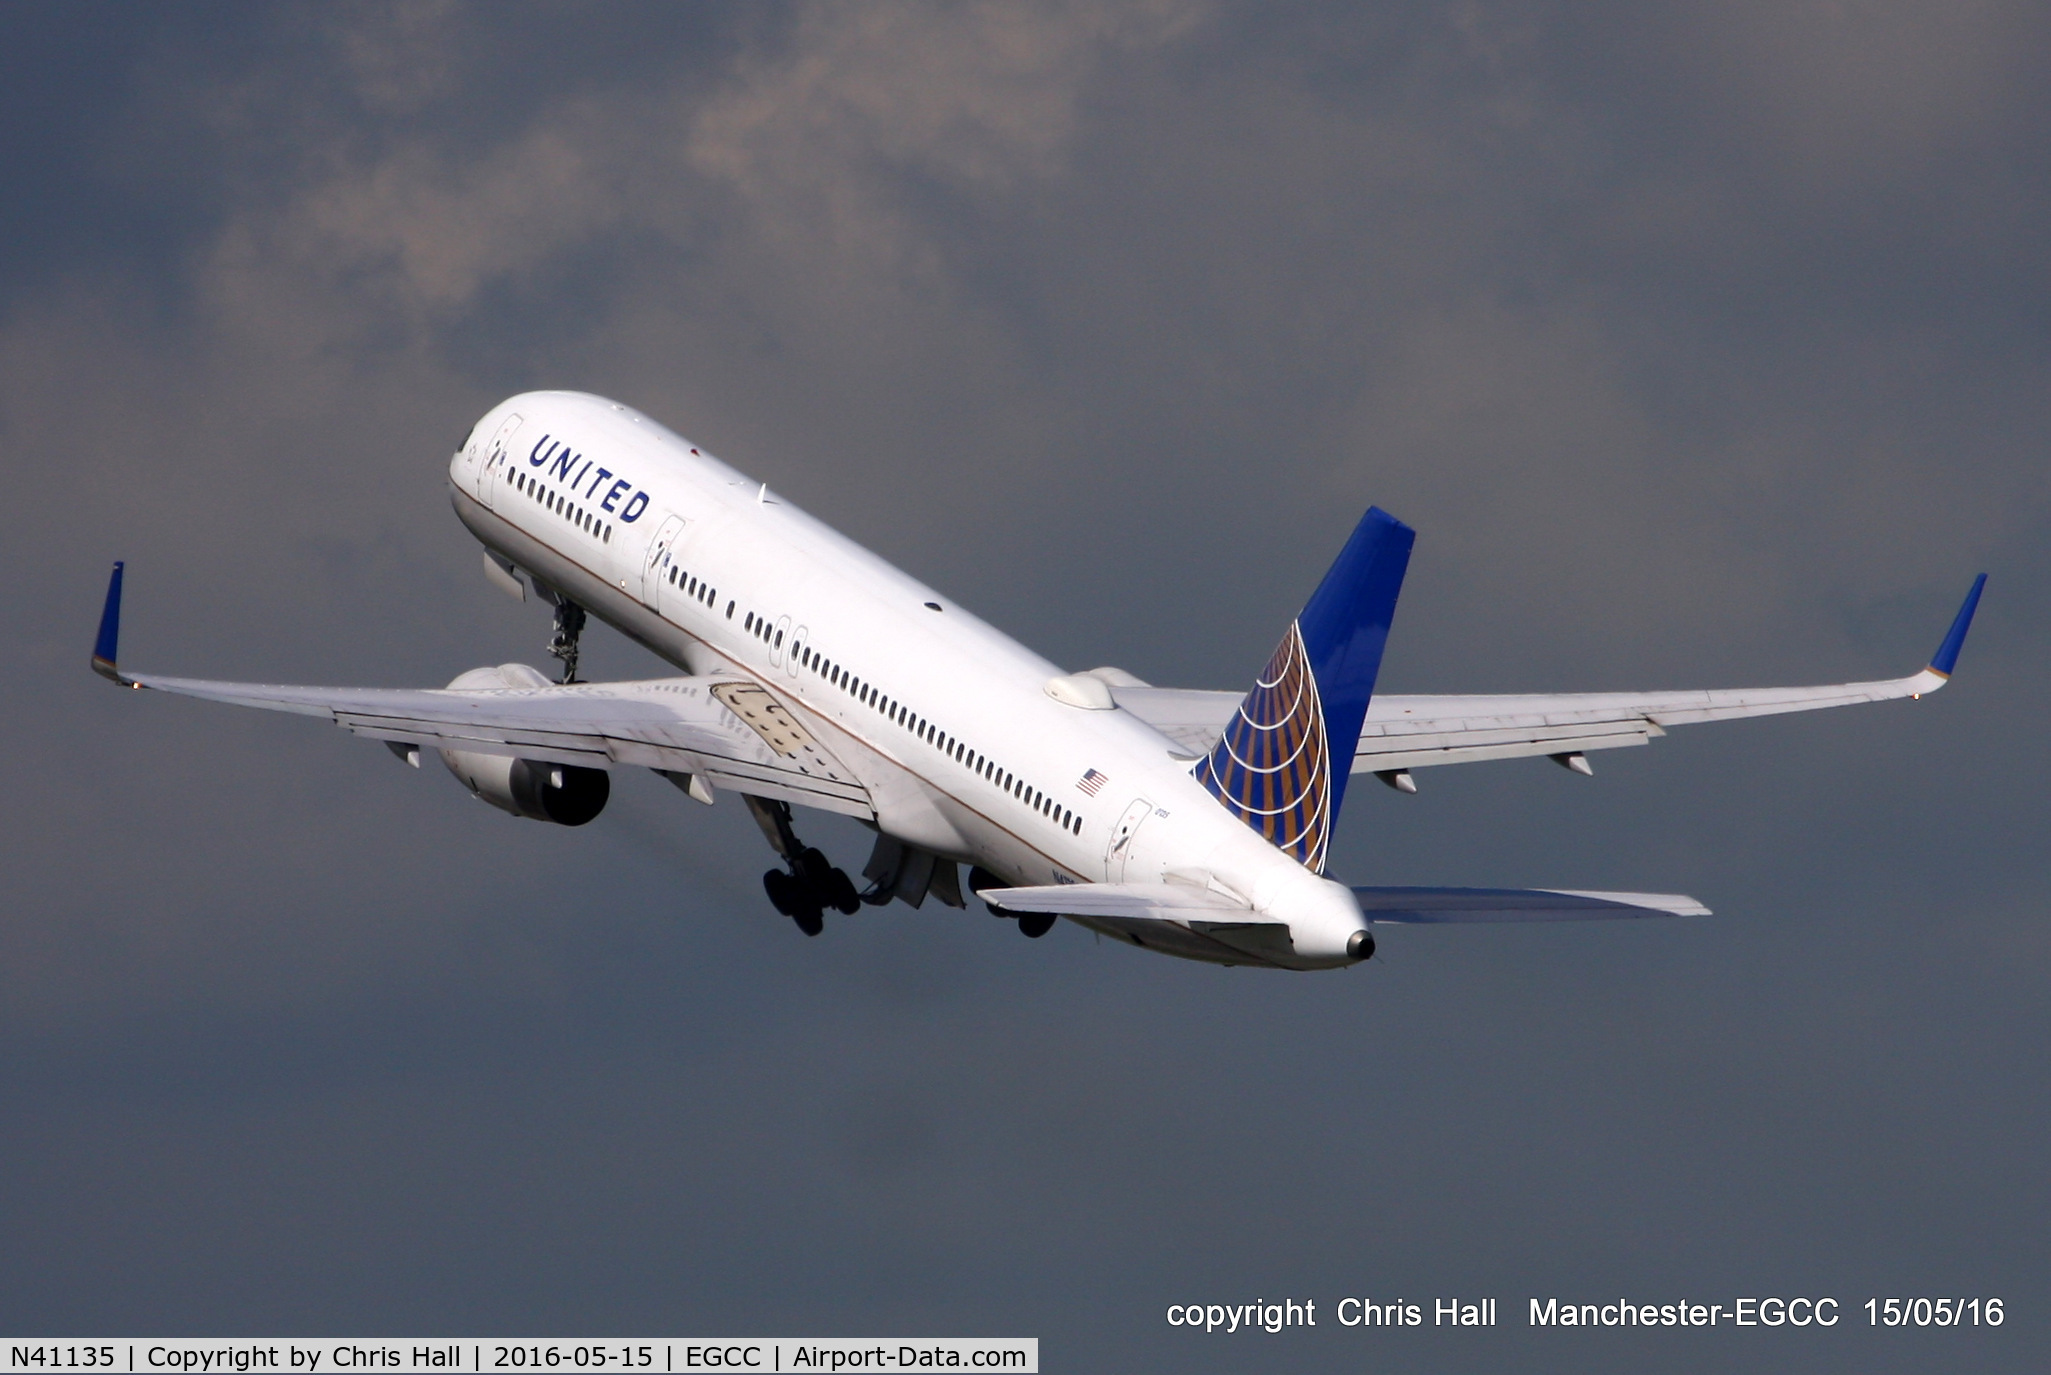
[437,664,609,826]
[441,749,609,825]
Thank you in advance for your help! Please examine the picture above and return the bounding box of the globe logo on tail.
[1192,621,1334,874]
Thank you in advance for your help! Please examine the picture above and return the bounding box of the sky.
[2,3,2047,1370]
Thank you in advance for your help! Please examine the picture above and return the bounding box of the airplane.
[88,391,1985,971]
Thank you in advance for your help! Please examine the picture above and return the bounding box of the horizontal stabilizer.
[981,881,1268,923]
[1351,886,1709,923]
[984,881,1311,967]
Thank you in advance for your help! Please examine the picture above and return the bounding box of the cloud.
[688,2,1208,262]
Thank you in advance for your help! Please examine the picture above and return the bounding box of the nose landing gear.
[547,601,587,684]
[745,796,859,937]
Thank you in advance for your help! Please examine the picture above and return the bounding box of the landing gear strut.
[547,601,587,684]
[744,796,859,937]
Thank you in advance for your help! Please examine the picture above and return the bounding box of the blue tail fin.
[1192,507,1414,872]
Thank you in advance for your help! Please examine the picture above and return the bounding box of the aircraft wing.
[1113,576,1985,775]
[88,566,873,818]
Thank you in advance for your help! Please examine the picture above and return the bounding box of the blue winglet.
[91,561,127,683]
[1928,573,1986,677]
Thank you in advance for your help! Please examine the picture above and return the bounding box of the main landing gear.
[547,600,587,684]
[969,866,1056,938]
[746,796,859,937]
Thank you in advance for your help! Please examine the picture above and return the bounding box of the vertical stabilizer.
[1192,507,1414,872]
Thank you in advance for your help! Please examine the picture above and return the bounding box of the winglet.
[1927,573,1986,678]
[91,561,130,684]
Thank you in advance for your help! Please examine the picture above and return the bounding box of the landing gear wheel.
[1018,912,1056,939]
[763,869,824,936]
[746,801,849,934]
[794,846,833,885]
[794,846,858,915]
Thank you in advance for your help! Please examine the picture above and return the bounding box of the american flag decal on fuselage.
[1191,620,1333,873]
[1077,768,1108,797]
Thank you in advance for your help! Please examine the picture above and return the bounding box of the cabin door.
[639,513,686,608]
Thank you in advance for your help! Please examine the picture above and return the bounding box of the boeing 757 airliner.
[89,392,1984,969]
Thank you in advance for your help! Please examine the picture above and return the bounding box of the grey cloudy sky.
[2,3,2046,1370]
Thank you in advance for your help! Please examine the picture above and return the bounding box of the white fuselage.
[447,391,1366,967]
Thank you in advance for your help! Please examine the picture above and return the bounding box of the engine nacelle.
[441,749,609,825]
[437,664,608,826]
